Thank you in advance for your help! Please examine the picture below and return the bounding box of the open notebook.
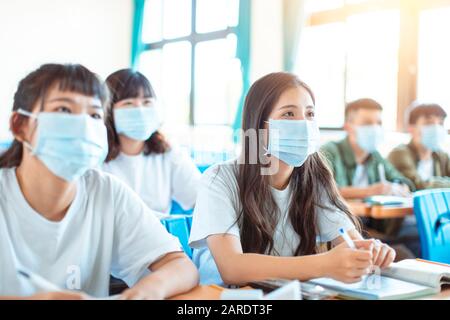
[363,195,412,206]
[309,259,450,300]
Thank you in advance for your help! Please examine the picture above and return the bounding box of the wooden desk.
[172,285,450,300]
[347,200,413,219]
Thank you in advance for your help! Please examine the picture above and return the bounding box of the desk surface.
[347,200,413,219]
[171,285,450,300]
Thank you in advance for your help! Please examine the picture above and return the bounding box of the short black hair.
[345,98,383,121]
[407,103,447,125]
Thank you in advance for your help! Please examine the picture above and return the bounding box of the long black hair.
[236,72,361,255]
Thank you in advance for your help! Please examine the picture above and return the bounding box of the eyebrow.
[279,104,315,110]
[47,97,103,109]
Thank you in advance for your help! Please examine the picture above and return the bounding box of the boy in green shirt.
[321,98,414,198]
[388,103,449,190]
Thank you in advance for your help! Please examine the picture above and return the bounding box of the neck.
[269,158,293,190]
[119,135,145,156]
[16,155,77,222]
[412,139,432,160]
[348,136,369,164]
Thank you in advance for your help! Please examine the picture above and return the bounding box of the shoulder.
[320,140,340,154]
[436,150,450,161]
[199,160,240,198]
[389,144,411,157]
[0,168,12,198]
[388,144,415,165]
[148,146,193,166]
[203,159,238,183]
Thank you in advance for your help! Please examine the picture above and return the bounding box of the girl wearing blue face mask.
[189,72,396,285]
[0,64,198,300]
[102,69,201,214]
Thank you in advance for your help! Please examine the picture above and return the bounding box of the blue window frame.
[132,0,251,129]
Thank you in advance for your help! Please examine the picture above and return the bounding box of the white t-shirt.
[189,160,356,256]
[352,164,369,187]
[417,158,434,181]
[102,147,201,214]
[0,168,182,298]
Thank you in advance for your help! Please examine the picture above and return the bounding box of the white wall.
[0,0,133,140]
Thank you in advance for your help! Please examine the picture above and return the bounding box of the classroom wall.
[0,0,133,141]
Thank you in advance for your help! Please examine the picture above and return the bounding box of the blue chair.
[162,215,193,258]
[170,201,194,215]
[0,140,11,153]
[413,189,450,263]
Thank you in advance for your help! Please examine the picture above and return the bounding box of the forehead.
[275,86,314,107]
[44,85,102,105]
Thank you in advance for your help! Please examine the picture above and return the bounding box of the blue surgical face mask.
[266,119,320,167]
[421,124,447,152]
[114,106,160,141]
[356,125,384,153]
[17,109,108,182]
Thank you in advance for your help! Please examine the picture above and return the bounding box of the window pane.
[142,0,163,43]
[196,0,239,33]
[345,10,400,131]
[305,0,344,13]
[140,42,192,126]
[163,0,192,39]
[296,23,346,128]
[418,7,450,129]
[194,34,241,125]
[140,49,163,98]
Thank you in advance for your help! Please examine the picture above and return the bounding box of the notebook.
[308,259,450,300]
[363,195,412,206]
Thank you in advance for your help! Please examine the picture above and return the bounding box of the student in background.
[189,73,395,286]
[320,99,414,200]
[389,103,449,190]
[320,99,417,257]
[102,69,201,214]
[0,64,198,299]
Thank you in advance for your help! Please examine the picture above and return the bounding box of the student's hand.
[369,182,410,197]
[389,183,411,197]
[119,287,164,300]
[368,182,394,196]
[365,239,396,269]
[28,291,89,300]
[323,241,373,283]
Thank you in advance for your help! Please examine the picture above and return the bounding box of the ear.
[406,125,414,134]
[343,122,352,133]
[9,112,30,143]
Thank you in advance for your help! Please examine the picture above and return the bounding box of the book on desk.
[309,259,450,300]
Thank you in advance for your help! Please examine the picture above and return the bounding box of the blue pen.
[338,228,356,249]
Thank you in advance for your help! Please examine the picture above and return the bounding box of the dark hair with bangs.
[0,63,109,168]
[104,69,170,162]
[407,103,447,125]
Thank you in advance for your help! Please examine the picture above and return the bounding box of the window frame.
[136,0,243,126]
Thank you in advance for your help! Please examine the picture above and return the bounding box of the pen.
[338,228,356,249]
[17,268,63,292]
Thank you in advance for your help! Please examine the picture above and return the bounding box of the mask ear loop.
[15,109,39,155]
[262,120,271,156]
